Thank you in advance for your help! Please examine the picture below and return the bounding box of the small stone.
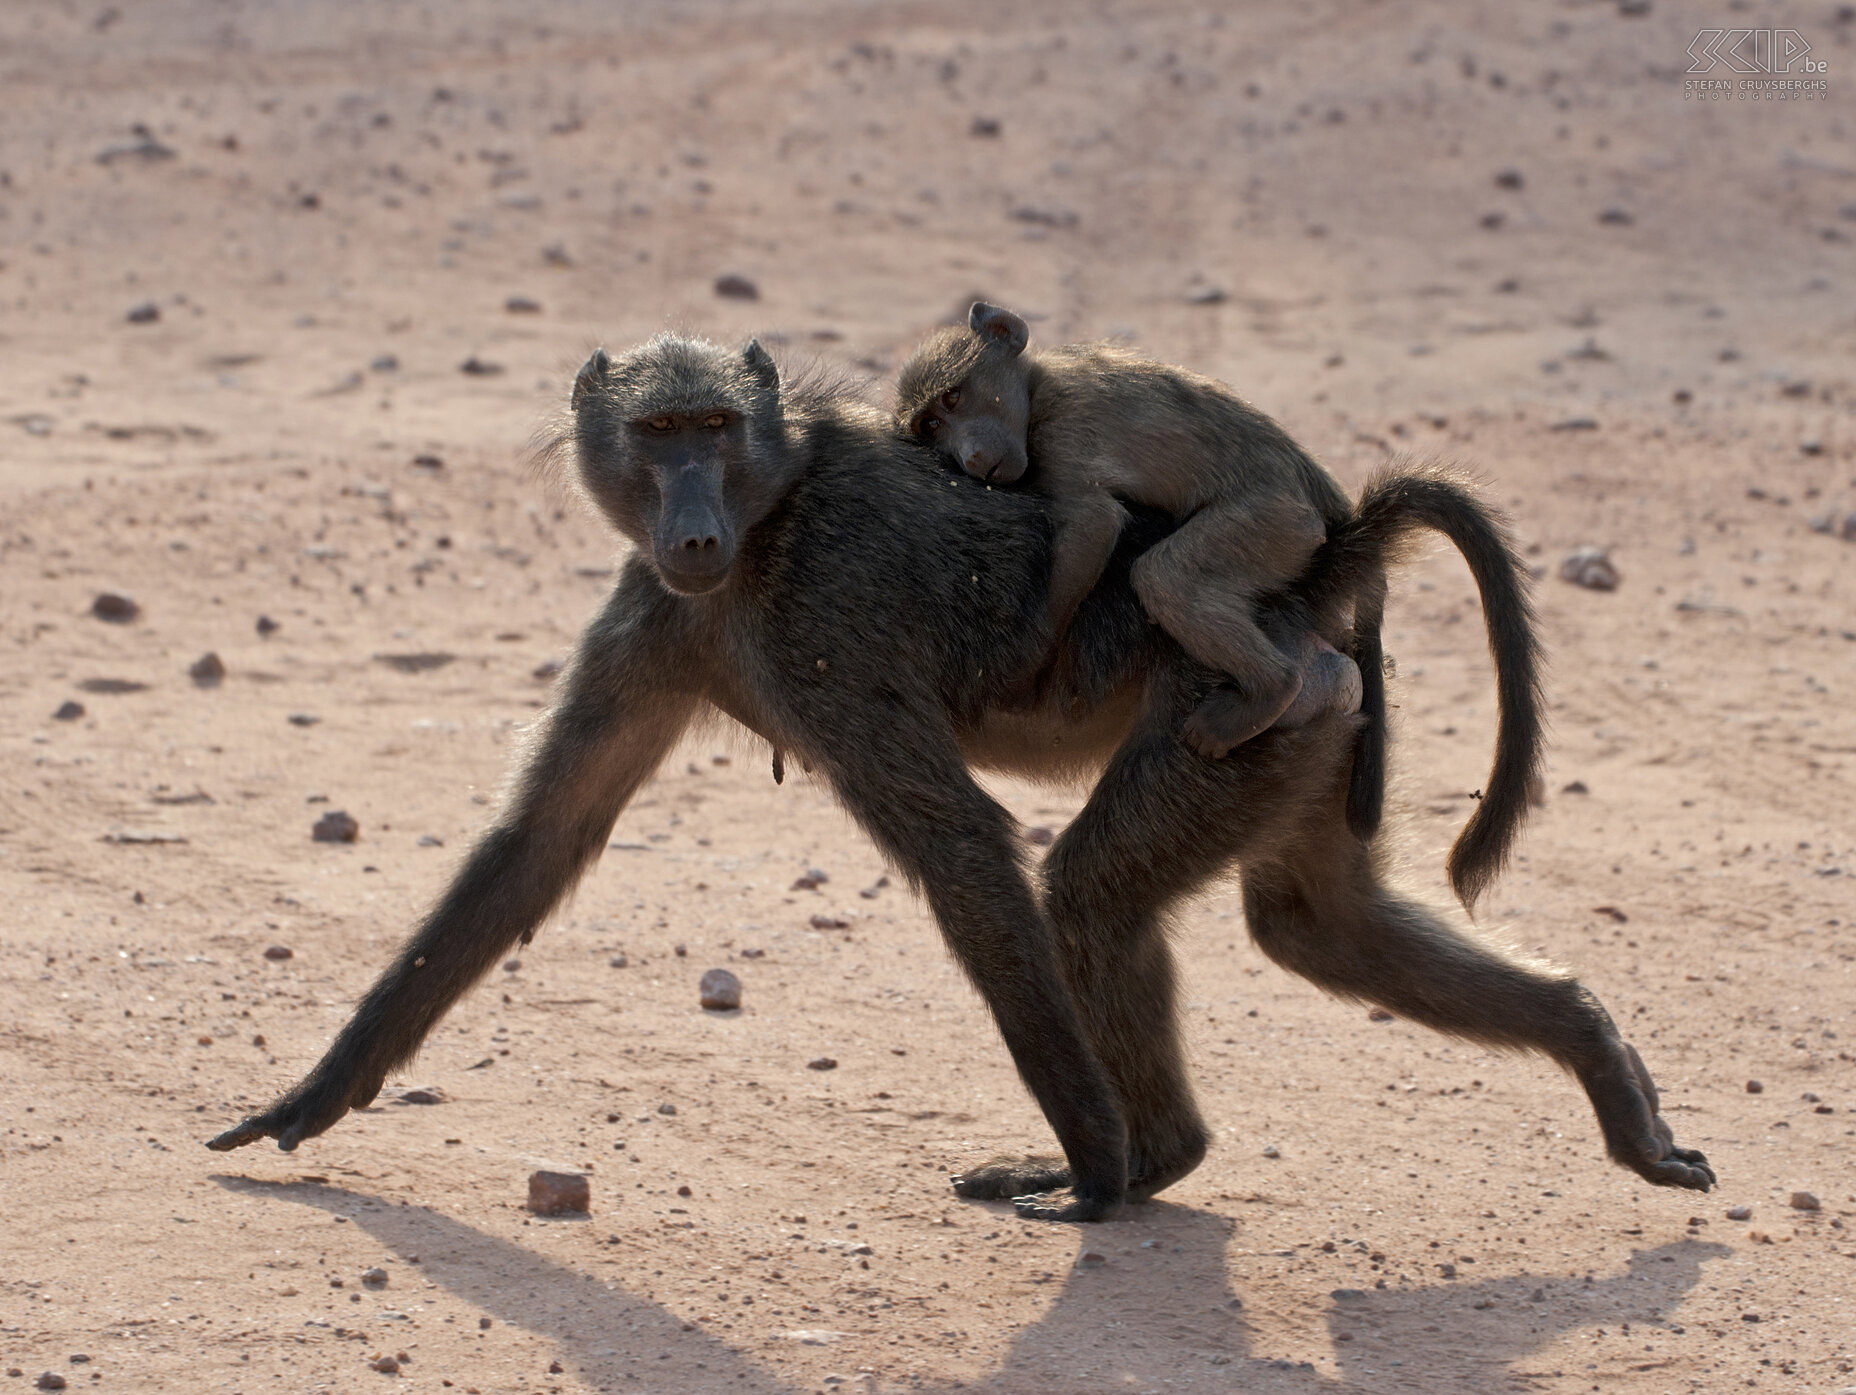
[91,592,139,623]
[1261,1144,1280,1158]
[1187,285,1228,306]
[189,652,226,687]
[399,1088,445,1105]
[256,615,280,636]
[125,302,160,324]
[312,810,359,843]
[792,868,829,890]
[1494,168,1524,189]
[1559,547,1619,591]
[371,354,401,373]
[263,945,293,960]
[35,1375,67,1392]
[411,453,443,470]
[65,1357,88,1366]
[848,1243,872,1256]
[479,1317,493,1330]
[505,295,543,314]
[526,1171,590,1216]
[503,958,522,973]
[699,968,741,1011]
[1076,1251,1107,1267]
[676,1184,692,1197]
[417,835,443,847]
[809,915,849,930]
[1727,1204,1753,1220]
[362,1266,389,1288]
[288,713,320,727]
[459,356,504,376]
[1790,1191,1821,1211]
[1024,826,1055,846]
[1561,780,1589,794]
[53,700,85,721]
[1437,1262,1457,1279]
[808,1057,838,1071]
[609,954,629,968]
[969,115,1001,138]
[674,943,687,957]
[370,1355,399,1373]
[1598,206,1633,225]
[1368,1007,1394,1022]
[532,658,564,681]
[714,273,760,300]
[1746,1079,1764,1094]
[658,1102,677,1115]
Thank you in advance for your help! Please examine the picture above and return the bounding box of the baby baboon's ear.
[969,302,1029,357]
[571,348,612,410]
[742,338,779,392]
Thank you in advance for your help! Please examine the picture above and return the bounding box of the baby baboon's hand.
[206,1066,387,1152]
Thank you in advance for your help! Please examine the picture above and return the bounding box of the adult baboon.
[207,334,1714,1218]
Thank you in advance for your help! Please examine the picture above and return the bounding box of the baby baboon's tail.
[1306,462,1545,909]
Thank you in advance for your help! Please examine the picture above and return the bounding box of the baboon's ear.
[571,348,611,410]
[969,302,1029,357]
[742,338,779,391]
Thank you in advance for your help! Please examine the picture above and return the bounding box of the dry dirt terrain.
[2,2,1854,1392]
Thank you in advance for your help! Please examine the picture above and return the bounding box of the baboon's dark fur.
[208,335,1713,1217]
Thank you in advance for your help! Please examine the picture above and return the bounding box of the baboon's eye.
[647,416,675,433]
[920,416,940,438]
[940,387,962,410]
[704,413,727,430]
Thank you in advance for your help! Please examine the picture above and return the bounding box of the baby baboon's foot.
[1274,638,1362,730]
[1012,1185,1125,1224]
[1184,676,1301,760]
[951,1154,1072,1201]
[1582,1040,1717,1192]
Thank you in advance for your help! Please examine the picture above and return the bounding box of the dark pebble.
[714,273,760,300]
[91,592,139,623]
[189,652,226,686]
[699,968,742,1011]
[361,1266,389,1288]
[53,700,85,721]
[807,1057,838,1071]
[125,302,160,324]
[459,356,504,376]
[256,615,280,636]
[1745,1079,1764,1094]
[263,945,293,960]
[311,810,359,843]
[411,453,443,470]
[527,1171,590,1216]
[809,915,848,930]
[505,295,542,314]
[1025,826,1054,846]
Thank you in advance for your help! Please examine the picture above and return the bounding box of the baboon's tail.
[1306,462,1545,910]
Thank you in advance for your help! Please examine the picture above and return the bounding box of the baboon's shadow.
[214,1176,1725,1393]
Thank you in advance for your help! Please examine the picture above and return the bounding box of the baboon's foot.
[1011,1186,1124,1223]
[1580,1039,1716,1192]
[1183,677,1300,760]
[205,1063,386,1152]
[1273,638,1362,731]
[951,1154,1072,1201]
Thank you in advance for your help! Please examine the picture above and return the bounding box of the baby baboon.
[898,302,1363,755]
[207,333,1712,1221]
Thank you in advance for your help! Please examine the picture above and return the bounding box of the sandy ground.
[3,2,1855,1391]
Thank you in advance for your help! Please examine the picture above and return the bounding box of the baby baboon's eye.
[647,416,675,433]
[940,387,962,410]
[920,416,940,438]
[704,414,727,429]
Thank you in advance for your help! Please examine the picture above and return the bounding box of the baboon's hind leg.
[1242,820,1714,1192]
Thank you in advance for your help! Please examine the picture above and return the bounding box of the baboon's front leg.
[208,578,697,1152]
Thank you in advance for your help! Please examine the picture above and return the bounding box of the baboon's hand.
[205,1067,387,1152]
[1593,1040,1717,1192]
[951,1155,1072,1202]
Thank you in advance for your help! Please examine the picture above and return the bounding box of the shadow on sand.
[213,1176,1726,1393]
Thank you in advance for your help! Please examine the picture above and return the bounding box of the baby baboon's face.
[898,302,1034,485]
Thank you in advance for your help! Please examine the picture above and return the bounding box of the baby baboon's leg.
[1241,814,1715,1192]
[1188,630,1362,756]
[1131,500,1323,756]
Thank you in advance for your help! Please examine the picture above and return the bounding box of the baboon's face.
[570,338,794,596]
[913,353,1032,485]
